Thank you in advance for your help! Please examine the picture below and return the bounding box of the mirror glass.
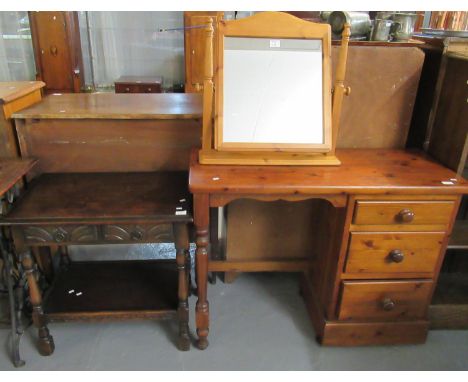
[222,37,324,145]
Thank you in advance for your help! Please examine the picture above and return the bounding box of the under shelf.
[44,260,179,321]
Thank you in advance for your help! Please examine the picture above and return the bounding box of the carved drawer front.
[102,224,174,243]
[345,232,445,275]
[22,225,99,244]
[353,201,455,227]
[338,280,433,321]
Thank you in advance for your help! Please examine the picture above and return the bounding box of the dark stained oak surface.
[0,159,37,195]
[0,81,45,104]
[12,93,202,120]
[3,172,192,224]
[189,149,468,195]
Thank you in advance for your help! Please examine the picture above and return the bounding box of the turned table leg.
[173,222,191,351]
[20,251,55,356]
[194,193,210,350]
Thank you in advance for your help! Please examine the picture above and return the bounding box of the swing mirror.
[214,13,332,152]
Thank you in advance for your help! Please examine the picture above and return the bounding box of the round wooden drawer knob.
[389,249,404,263]
[382,298,395,311]
[396,208,414,223]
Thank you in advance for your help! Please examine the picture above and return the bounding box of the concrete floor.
[1,272,468,370]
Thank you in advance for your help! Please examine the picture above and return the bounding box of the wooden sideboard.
[12,93,202,175]
[189,148,468,348]
[0,82,45,158]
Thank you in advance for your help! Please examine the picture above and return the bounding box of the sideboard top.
[12,93,202,120]
[0,81,45,104]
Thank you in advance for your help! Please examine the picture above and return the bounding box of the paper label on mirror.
[269,39,281,48]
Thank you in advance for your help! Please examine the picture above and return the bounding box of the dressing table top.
[189,148,468,195]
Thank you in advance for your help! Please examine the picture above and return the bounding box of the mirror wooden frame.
[199,12,351,166]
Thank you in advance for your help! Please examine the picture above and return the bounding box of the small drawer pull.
[131,230,143,241]
[382,298,395,311]
[388,249,404,263]
[147,87,152,92]
[53,230,66,243]
[125,87,130,92]
[396,208,414,223]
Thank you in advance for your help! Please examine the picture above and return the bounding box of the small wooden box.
[114,76,163,94]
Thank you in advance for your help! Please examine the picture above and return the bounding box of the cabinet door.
[184,12,223,93]
[29,11,83,93]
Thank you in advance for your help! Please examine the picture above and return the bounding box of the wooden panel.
[338,280,433,321]
[428,55,468,175]
[332,46,424,149]
[353,200,455,226]
[12,93,202,120]
[225,199,321,261]
[345,232,445,275]
[16,118,201,173]
[208,260,309,272]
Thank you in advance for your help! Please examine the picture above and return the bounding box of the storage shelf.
[44,260,179,321]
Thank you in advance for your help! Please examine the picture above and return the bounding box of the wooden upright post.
[201,18,215,151]
[331,23,351,155]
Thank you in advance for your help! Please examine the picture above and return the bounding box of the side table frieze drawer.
[14,223,175,245]
[16,225,99,245]
[102,223,174,243]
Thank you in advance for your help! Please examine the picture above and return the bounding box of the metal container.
[320,11,332,21]
[371,18,394,41]
[390,13,418,41]
[375,11,394,20]
[328,11,371,37]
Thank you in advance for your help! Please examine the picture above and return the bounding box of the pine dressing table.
[189,148,468,348]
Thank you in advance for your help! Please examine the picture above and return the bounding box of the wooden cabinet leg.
[20,251,54,356]
[194,194,210,350]
[174,223,190,351]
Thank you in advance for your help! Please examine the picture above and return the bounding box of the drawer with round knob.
[338,280,433,321]
[18,225,99,245]
[344,232,445,275]
[352,200,455,228]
